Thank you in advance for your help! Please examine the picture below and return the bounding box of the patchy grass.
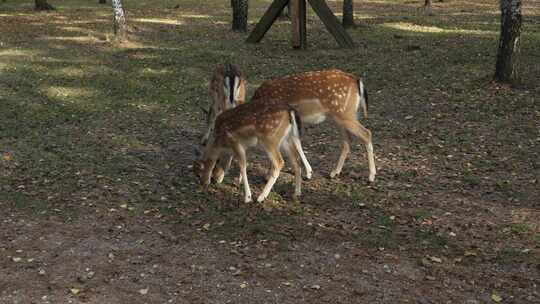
[1,0,539,303]
[415,230,449,250]
[508,222,533,235]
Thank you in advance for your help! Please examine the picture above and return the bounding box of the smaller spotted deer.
[194,98,305,203]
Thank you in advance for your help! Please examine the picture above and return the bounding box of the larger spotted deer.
[194,97,305,203]
[251,69,376,182]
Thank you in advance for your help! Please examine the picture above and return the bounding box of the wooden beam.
[307,0,355,48]
[291,0,307,49]
[246,0,290,44]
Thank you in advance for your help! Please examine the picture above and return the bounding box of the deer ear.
[193,146,201,158]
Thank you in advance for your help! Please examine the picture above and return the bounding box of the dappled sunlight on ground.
[0,49,42,58]
[179,14,213,19]
[138,67,171,76]
[382,22,498,36]
[60,26,104,37]
[133,17,184,26]
[41,86,97,102]
[69,19,110,24]
[39,35,106,44]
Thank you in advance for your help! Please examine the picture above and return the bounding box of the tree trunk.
[231,0,248,32]
[495,0,522,84]
[99,0,106,4]
[35,0,55,11]
[111,0,128,42]
[423,0,433,15]
[342,0,355,28]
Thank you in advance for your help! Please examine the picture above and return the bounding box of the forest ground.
[1,0,539,303]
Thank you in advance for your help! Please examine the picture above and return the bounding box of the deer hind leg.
[283,138,302,198]
[334,118,376,182]
[291,135,312,180]
[330,127,353,178]
[257,144,284,203]
[231,143,252,203]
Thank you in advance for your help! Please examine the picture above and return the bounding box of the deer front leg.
[257,145,284,203]
[213,155,234,184]
[232,143,252,203]
[213,166,225,184]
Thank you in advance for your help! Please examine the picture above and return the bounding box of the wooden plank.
[291,0,307,49]
[246,0,290,44]
[307,0,355,48]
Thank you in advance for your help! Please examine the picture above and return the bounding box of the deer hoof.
[215,173,225,184]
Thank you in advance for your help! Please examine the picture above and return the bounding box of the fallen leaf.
[429,256,442,263]
[70,288,80,295]
[239,283,247,288]
[491,293,502,303]
[203,223,211,231]
[421,258,432,267]
[139,288,149,295]
[2,154,12,161]
[310,284,321,290]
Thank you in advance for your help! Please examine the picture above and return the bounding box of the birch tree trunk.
[494,0,522,84]
[342,0,355,28]
[35,0,55,10]
[112,0,128,42]
[231,0,248,32]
